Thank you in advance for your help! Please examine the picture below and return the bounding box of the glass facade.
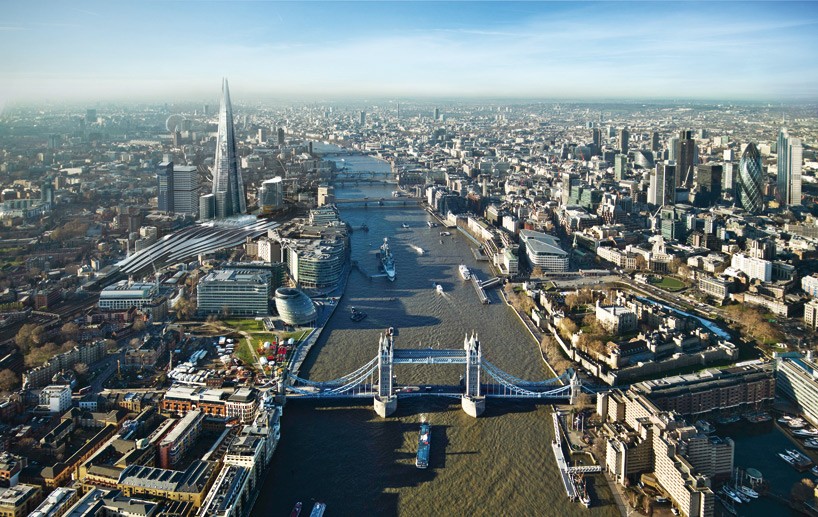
[212,79,246,217]
[738,142,764,213]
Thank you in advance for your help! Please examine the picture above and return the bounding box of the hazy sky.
[2,1,818,104]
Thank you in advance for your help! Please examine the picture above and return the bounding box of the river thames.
[251,145,619,516]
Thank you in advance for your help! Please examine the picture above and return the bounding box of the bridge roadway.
[392,348,467,364]
[334,198,419,206]
[286,382,572,399]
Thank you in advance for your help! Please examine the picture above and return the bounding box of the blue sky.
[2,1,818,104]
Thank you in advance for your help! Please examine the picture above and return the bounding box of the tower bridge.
[284,333,583,418]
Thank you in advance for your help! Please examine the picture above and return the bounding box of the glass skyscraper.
[738,143,764,214]
[212,78,246,218]
[777,128,802,207]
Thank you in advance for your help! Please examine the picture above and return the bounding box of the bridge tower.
[374,333,397,417]
[569,370,582,405]
[461,333,486,417]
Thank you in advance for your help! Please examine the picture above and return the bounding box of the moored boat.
[290,502,302,517]
[416,422,431,469]
[459,264,471,280]
[309,502,326,517]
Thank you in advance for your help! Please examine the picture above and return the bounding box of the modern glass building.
[258,177,284,213]
[274,288,317,326]
[212,79,246,218]
[777,128,802,207]
[197,269,270,316]
[738,142,764,213]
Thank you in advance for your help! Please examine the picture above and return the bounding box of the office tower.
[561,172,580,205]
[41,179,54,206]
[211,78,246,218]
[649,161,676,207]
[173,166,199,216]
[258,177,284,213]
[723,162,735,193]
[360,111,366,125]
[85,109,97,124]
[695,164,722,207]
[738,143,764,214]
[777,128,802,207]
[674,130,697,188]
[277,127,285,146]
[434,107,440,121]
[592,128,602,150]
[156,161,174,213]
[618,128,630,154]
[614,154,627,180]
[651,131,660,152]
[203,104,209,116]
[258,128,267,144]
[667,136,679,161]
[199,194,215,220]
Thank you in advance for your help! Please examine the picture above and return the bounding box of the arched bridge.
[284,333,582,418]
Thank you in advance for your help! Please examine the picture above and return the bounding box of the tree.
[531,266,543,279]
[15,324,45,353]
[573,392,592,409]
[60,322,80,342]
[73,362,88,376]
[0,369,19,392]
[558,318,579,340]
[103,339,118,353]
[132,319,146,332]
[24,342,60,368]
[634,255,647,271]
[667,258,681,274]
[175,297,196,320]
[791,478,815,503]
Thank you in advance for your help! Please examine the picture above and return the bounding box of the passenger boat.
[435,283,444,294]
[721,486,743,504]
[309,502,326,517]
[738,485,758,499]
[402,223,410,228]
[416,422,431,469]
[793,427,818,437]
[694,420,715,434]
[459,264,471,280]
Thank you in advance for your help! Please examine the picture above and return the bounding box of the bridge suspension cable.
[288,357,378,387]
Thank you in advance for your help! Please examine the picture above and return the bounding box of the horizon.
[2,1,818,107]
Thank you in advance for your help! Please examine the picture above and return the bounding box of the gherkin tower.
[738,143,763,213]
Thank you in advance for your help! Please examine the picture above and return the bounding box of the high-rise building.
[173,166,199,216]
[777,128,802,207]
[211,79,246,218]
[694,164,722,207]
[674,130,697,188]
[277,127,285,146]
[85,108,97,124]
[614,154,627,180]
[649,161,676,207]
[360,111,366,125]
[199,194,215,220]
[738,143,764,214]
[434,107,440,121]
[258,177,284,213]
[157,162,174,213]
[651,131,660,152]
[618,128,629,154]
[723,162,735,193]
[592,128,602,155]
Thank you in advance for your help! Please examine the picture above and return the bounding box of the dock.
[552,412,578,500]
[470,273,490,304]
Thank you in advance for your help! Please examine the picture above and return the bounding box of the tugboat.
[416,421,431,469]
[350,307,367,322]
[290,502,303,517]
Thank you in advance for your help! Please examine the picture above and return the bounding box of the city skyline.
[2,1,818,106]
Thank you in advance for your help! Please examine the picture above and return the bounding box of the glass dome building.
[738,143,764,214]
[274,287,317,326]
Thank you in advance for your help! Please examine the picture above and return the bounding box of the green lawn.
[649,276,687,292]
[234,339,258,368]
[223,318,264,332]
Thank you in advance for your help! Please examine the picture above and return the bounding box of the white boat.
[459,264,471,280]
[811,465,818,476]
[379,238,396,281]
[738,485,758,499]
[309,502,326,517]
[409,244,424,255]
[721,486,743,504]
[780,452,797,465]
[439,231,451,236]
[794,427,818,437]
[435,284,444,294]
[805,438,818,449]
[401,223,410,228]
[427,221,437,228]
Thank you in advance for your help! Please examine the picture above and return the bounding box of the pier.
[552,413,578,500]
[470,273,490,304]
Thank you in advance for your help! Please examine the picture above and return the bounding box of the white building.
[595,301,637,334]
[173,165,200,216]
[39,385,71,413]
[98,281,160,311]
[802,274,818,298]
[729,253,772,282]
[519,229,569,272]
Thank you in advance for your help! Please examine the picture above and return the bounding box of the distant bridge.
[285,333,582,417]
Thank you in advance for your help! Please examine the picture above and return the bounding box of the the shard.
[212,78,246,218]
